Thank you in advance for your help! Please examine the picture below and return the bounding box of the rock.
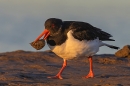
[115,45,130,58]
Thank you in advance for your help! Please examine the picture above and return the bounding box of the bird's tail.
[103,43,119,50]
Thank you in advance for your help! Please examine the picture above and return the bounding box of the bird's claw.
[47,75,63,79]
[82,71,94,78]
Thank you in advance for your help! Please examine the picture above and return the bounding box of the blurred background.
[0,0,130,54]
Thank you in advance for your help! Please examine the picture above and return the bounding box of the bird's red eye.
[52,24,55,28]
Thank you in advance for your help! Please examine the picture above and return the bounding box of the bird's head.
[44,18,62,37]
[34,18,62,42]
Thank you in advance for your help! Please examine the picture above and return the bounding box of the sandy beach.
[0,50,130,86]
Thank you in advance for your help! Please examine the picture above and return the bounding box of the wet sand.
[0,50,130,86]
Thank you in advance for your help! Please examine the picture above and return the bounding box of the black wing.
[70,22,115,41]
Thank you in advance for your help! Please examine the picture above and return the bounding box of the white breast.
[48,30,103,60]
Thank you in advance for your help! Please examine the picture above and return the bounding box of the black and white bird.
[34,18,119,79]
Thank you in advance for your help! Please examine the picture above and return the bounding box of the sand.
[0,50,130,86]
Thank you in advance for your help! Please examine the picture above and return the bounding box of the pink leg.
[83,56,94,78]
[47,59,67,79]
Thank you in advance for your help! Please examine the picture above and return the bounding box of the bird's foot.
[82,71,94,78]
[47,75,63,79]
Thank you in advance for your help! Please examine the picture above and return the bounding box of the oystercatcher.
[33,18,119,79]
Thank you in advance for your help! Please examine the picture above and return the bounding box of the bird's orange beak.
[34,29,50,42]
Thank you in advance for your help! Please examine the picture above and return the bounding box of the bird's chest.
[48,30,101,60]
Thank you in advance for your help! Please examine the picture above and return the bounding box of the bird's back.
[64,21,115,41]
